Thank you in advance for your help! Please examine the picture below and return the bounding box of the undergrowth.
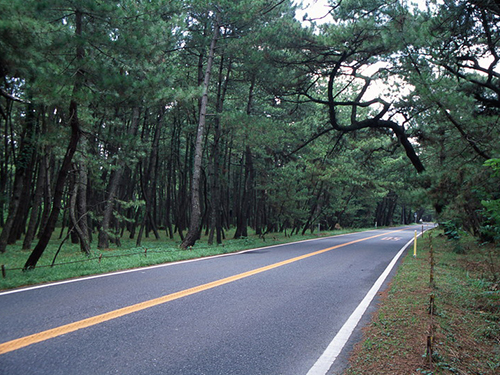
[344,229,499,375]
[0,228,360,291]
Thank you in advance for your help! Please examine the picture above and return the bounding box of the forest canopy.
[0,0,498,268]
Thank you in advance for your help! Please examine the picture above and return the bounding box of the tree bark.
[181,16,220,249]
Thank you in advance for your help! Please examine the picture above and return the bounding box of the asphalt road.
[0,225,431,375]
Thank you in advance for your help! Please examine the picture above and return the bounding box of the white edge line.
[0,229,376,297]
[306,231,427,375]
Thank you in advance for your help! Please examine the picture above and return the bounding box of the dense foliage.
[0,0,498,267]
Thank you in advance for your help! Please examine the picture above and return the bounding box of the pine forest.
[0,0,499,269]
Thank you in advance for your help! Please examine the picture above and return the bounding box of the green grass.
[0,227,365,291]
[344,229,500,375]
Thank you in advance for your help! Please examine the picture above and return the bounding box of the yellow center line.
[0,228,405,355]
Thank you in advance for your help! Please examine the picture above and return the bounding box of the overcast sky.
[294,0,332,24]
[295,0,428,23]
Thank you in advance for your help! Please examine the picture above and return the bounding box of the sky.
[292,1,409,109]
[294,0,332,25]
[294,0,429,24]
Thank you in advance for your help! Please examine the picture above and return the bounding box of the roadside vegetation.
[344,228,500,375]
[0,228,363,291]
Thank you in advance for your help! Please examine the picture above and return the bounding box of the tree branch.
[0,88,29,104]
[435,99,491,160]
[285,126,338,157]
[324,62,425,172]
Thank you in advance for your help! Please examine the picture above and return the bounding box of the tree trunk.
[0,99,13,228]
[8,144,36,243]
[23,155,46,250]
[0,162,26,252]
[77,135,90,250]
[234,146,254,239]
[333,187,356,229]
[98,168,121,249]
[24,100,81,269]
[208,115,222,245]
[0,103,36,252]
[208,56,231,245]
[68,172,79,244]
[233,75,256,239]
[302,183,324,235]
[137,112,162,247]
[68,164,90,254]
[374,191,398,227]
[181,16,220,249]
[24,9,84,269]
[165,157,174,239]
[98,107,140,249]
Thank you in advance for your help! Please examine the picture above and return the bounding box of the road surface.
[0,225,431,374]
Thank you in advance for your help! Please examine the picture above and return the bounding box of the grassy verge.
[0,228,364,291]
[344,229,500,375]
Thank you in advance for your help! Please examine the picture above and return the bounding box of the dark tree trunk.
[24,9,84,269]
[98,107,140,249]
[302,183,324,235]
[181,16,220,249]
[0,103,36,252]
[174,132,191,242]
[137,111,162,247]
[8,145,36,243]
[233,77,256,239]
[0,99,13,228]
[333,186,356,229]
[234,146,254,239]
[165,157,174,239]
[24,100,81,269]
[68,172,79,244]
[77,135,90,250]
[0,162,26,251]
[23,155,46,250]
[98,167,121,249]
[208,56,231,245]
[69,163,90,254]
[38,154,53,238]
[374,191,398,227]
